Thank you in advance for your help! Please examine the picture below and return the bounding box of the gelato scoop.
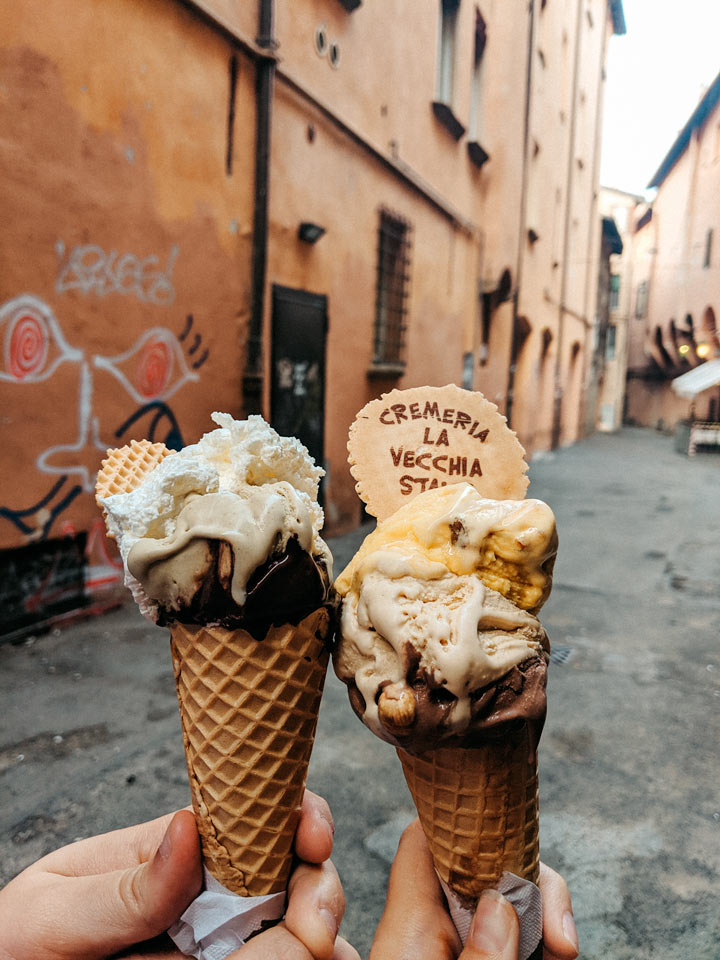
[333,482,557,754]
[101,412,333,635]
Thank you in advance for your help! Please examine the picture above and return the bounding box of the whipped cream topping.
[101,413,330,621]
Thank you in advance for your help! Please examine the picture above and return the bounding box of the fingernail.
[319,806,335,837]
[468,889,514,952]
[562,910,579,952]
[158,823,173,862]
[320,906,338,941]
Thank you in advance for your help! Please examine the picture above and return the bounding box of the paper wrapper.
[169,868,285,960]
[440,873,543,960]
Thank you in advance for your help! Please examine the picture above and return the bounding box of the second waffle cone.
[398,730,539,903]
[170,607,331,896]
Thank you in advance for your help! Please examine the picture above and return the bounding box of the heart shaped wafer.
[95,438,171,506]
[348,384,528,520]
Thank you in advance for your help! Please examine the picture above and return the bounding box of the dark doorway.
[270,285,327,485]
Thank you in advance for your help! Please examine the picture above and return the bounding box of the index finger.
[370,819,461,960]
[294,790,334,864]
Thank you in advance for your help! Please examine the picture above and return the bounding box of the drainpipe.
[243,0,275,415]
[505,0,535,429]
[551,0,583,448]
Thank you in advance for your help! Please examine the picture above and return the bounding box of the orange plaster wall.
[0,0,256,571]
[275,0,480,215]
[266,83,471,531]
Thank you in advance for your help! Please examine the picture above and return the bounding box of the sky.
[600,0,720,197]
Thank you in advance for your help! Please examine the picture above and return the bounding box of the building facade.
[0,0,623,637]
[625,72,720,430]
[593,186,642,432]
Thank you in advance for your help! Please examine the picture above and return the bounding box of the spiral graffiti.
[8,312,48,381]
[137,338,172,397]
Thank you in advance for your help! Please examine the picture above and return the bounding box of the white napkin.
[440,872,543,960]
[168,868,286,960]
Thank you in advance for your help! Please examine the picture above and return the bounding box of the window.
[704,228,713,269]
[606,324,616,360]
[467,7,490,167]
[437,0,460,105]
[433,0,465,139]
[609,274,620,311]
[635,280,648,319]
[469,7,487,138]
[372,209,412,370]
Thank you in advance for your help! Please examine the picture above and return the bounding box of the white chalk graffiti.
[94,327,199,405]
[55,241,178,305]
[37,361,107,492]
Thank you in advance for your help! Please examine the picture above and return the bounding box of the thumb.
[460,890,520,960]
[62,809,202,958]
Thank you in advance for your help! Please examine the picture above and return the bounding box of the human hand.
[369,819,579,960]
[0,790,358,960]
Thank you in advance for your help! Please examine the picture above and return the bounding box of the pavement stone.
[1,427,719,958]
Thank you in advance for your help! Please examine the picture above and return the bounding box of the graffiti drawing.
[114,401,184,451]
[0,294,82,383]
[0,240,214,630]
[55,241,178,306]
[0,476,83,541]
[0,294,206,550]
[93,326,199,404]
[178,313,209,370]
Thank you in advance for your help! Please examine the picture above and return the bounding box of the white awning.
[671,358,720,398]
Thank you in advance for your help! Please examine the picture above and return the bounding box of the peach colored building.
[594,186,643,432]
[500,0,626,453]
[625,72,720,431]
[0,0,624,637]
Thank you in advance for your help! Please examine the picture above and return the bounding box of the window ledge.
[467,140,490,169]
[431,101,466,141]
[367,361,405,379]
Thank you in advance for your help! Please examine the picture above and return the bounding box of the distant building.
[0,0,624,638]
[625,71,720,430]
[593,186,642,432]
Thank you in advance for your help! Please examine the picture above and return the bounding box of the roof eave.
[648,70,720,188]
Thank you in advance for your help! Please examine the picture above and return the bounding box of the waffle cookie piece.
[95,439,171,507]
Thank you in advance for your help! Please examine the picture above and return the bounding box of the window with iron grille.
[372,209,412,370]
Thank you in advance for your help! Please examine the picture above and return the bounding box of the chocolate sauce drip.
[157,537,334,641]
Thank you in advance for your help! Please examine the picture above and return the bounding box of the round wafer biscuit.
[95,439,171,506]
[348,385,528,519]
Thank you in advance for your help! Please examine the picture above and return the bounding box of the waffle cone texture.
[398,730,539,902]
[170,607,331,896]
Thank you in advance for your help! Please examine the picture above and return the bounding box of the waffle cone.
[169,607,331,896]
[398,730,539,902]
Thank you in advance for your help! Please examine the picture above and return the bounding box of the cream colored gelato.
[333,482,557,750]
